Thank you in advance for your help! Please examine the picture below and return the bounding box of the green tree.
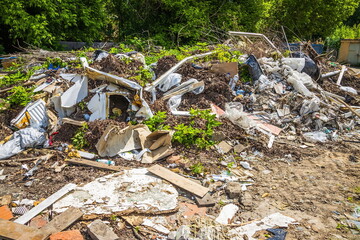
[111,0,264,47]
[0,0,108,51]
[265,0,359,40]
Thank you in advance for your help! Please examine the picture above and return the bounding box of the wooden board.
[40,207,83,236]
[14,183,77,224]
[1,207,83,240]
[148,165,209,197]
[67,158,122,171]
[0,219,46,240]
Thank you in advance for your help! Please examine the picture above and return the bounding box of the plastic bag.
[303,131,327,143]
[158,73,182,92]
[0,127,47,160]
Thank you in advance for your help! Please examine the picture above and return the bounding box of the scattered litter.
[228,212,296,240]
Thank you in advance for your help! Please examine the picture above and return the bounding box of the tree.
[265,0,359,40]
[0,0,108,51]
[111,0,265,47]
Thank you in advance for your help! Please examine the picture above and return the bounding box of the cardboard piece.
[96,125,173,163]
[96,125,151,157]
[66,158,122,171]
[141,130,174,163]
[211,62,238,77]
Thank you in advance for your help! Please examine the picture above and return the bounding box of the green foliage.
[325,24,360,50]
[0,71,29,88]
[173,109,221,149]
[111,0,264,47]
[190,163,204,175]
[130,66,153,86]
[71,123,89,150]
[7,86,34,107]
[0,0,108,49]
[143,111,170,131]
[265,0,359,40]
[44,57,67,68]
[78,101,87,111]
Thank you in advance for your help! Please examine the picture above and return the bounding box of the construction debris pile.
[0,35,359,240]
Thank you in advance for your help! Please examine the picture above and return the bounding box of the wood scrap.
[66,158,122,171]
[14,183,77,224]
[148,164,209,197]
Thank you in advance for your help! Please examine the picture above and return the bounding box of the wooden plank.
[148,165,209,197]
[62,118,86,126]
[336,65,347,85]
[66,158,122,171]
[0,219,46,240]
[39,207,83,236]
[14,183,77,224]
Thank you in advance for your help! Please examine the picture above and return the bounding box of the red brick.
[49,230,83,240]
[0,205,13,220]
[29,215,48,228]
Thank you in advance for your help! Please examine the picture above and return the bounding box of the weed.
[227,162,235,169]
[0,71,30,88]
[71,123,89,150]
[143,111,170,131]
[44,57,67,69]
[7,86,34,107]
[130,66,153,86]
[173,109,221,149]
[78,101,87,111]
[218,200,225,206]
[110,215,117,221]
[190,163,204,175]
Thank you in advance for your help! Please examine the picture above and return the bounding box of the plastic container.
[96,159,115,166]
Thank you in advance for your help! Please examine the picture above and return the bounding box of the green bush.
[143,111,170,131]
[7,86,34,107]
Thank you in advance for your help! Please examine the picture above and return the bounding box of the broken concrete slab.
[53,168,178,215]
[87,219,119,240]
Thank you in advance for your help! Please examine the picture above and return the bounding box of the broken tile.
[50,230,84,240]
[0,205,13,220]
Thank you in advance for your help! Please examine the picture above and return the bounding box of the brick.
[87,219,119,240]
[179,202,207,219]
[0,205,13,220]
[29,215,48,228]
[49,230,83,240]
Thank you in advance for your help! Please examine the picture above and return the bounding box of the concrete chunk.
[87,219,119,240]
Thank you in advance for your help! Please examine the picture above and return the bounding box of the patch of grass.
[190,163,204,175]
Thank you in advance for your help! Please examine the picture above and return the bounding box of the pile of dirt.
[91,54,143,78]
[154,55,178,77]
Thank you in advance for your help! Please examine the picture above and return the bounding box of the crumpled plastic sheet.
[158,73,182,92]
[0,127,47,160]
